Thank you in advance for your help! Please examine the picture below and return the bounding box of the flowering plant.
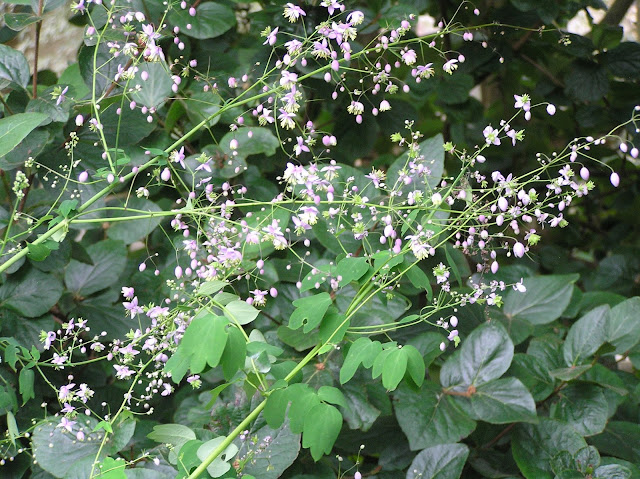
[1,0,640,478]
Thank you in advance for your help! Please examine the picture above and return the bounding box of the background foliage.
[1,0,640,478]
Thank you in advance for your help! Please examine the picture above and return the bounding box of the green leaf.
[509,353,555,401]
[502,274,579,325]
[549,364,592,381]
[605,42,640,80]
[107,198,163,245]
[64,240,127,296]
[512,418,587,479]
[4,13,42,31]
[0,112,48,158]
[606,297,640,354]
[95,457,127,478]
[289,293,332,332]
[288,384,320,434]
[341,381,382,432]
[549,383,608,436]
[18,367,34,405]
[0,45,30,89]
[238,421,301,479]
[462,377,537,424]
[302,403,342,461]
[387,133,445,192]
[264,388,289,429]
[405,344,426,387]
[220,127,279,162]
[381,346,408,391]
[336,257,370,287]
[224,300,259,325]
[197,280,227,296]
[394,382,476,451]
[565,61,609,102]
[563,305,609,366]
[170,2,236,39]
[317,386,347,408]
[590,422,640,464]
[440,322,514,392]
[220,326,246,380]
[32,417,135,478]
[26,242,52,262]
[147,423,196,450]
[131,62,173,108]
[406,443,470,479]
[183,91,221,128]
[165,313,229,382]
[6,411,18,446]
[196,437,238,478]
[594,464,632,479]
[0,268,63,317]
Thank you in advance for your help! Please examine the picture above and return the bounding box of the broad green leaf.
[512,418,587,479]
[224,300,260,325]
[302,403,342,461]
[220,326,246,380]
[147,423,196,447]
[32,417,135,478]
[509,353,555,401]
[440,322,513,392]
[404,344,426,387]
[186,313,227,369]
[549,364,592,381]
[288,293,332,332]
[502,274,579,325]
[220,127,279,162]
[0,112,48,158]
[0,44,30,89]
[317,386,347,408]
[64,240,127,296]
[264,388,289,429]
[18,367,34,405]
[0,268,63,318]
[594,464,632,479]
[565,61,609,102]
[107,198,163,245]
[197,280,227,296]
[341,381,382,432]
[461,377,537,424]
[26,242,53,262]
[0,127,49,170]
[183,91,221,128]
[336,257,370,287]
[394,382,476,451]
[599,458,640,479]
[95,457,127,478]
[590,422,640,464]
[196,437,238,478]
[170,2,236,39]
[5,13,42,31]
[406,443,470,479]
[605,42,640,80]
[387,133,445,192]
[606,297,640,354]
[238,421,301,479]
[288,385,320,434]
[563,305,610,366]
[382,347,408,391]
[131,62,173,108]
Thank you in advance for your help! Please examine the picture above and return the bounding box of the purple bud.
[161,168,171,181]
[270,287,278,298]
[513,242,525,258]
[491,261,499,274]
[75,114,84,126]
[189,7,196,16]
[580,167,590,180]
[546,104,556,116]
[497,197,508,212]
[610,172,620,187]
[78,171,89,183]
[175,266,183,279]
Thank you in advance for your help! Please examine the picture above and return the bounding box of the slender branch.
[0,94,14,115]
[601,0,634,26]
[32,0,45,99]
